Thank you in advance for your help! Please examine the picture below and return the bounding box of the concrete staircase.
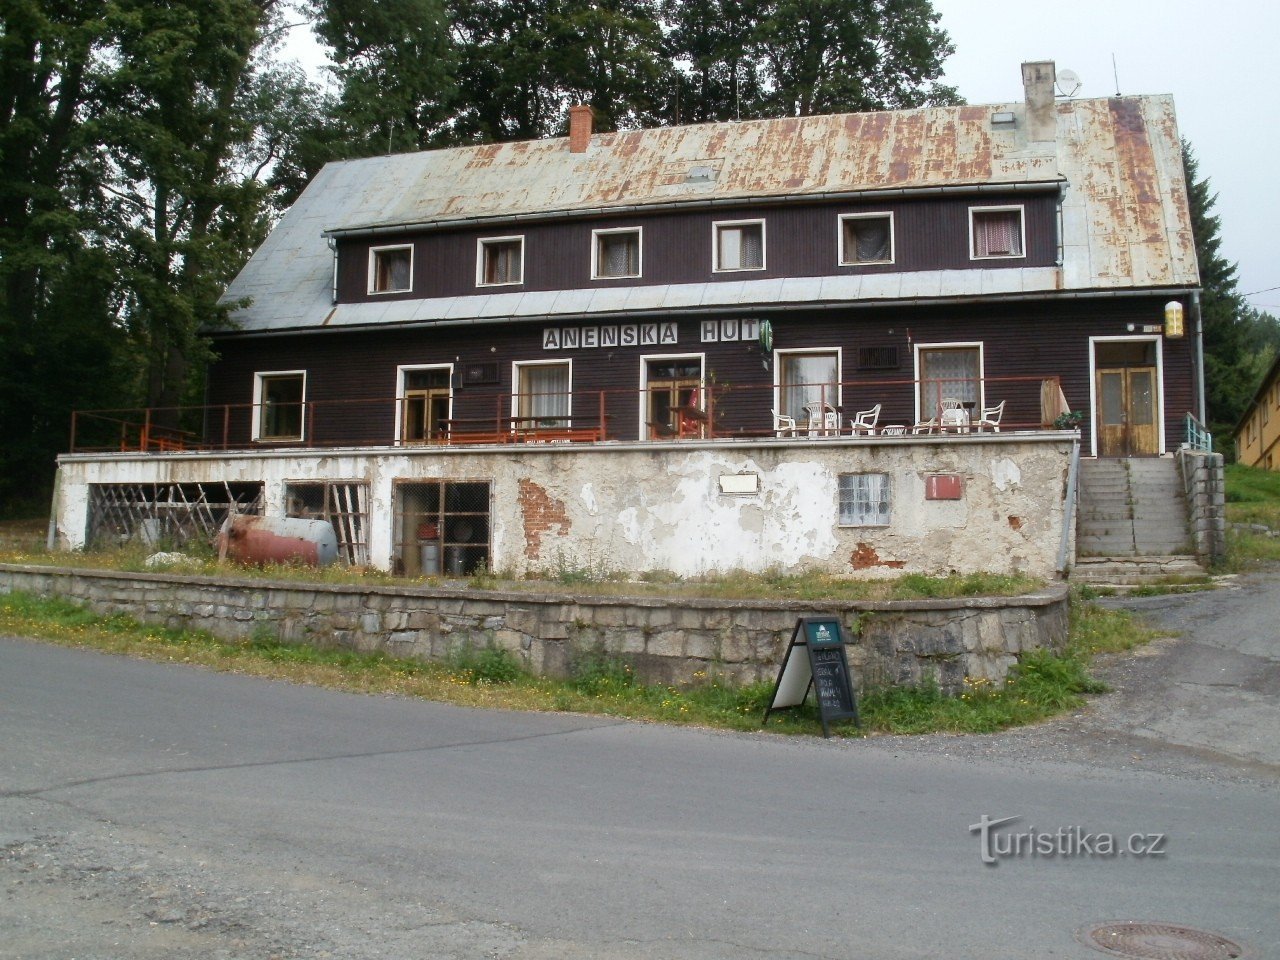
[1073,458,1206,585]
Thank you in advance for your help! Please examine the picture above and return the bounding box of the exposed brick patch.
[1008,516,1024,530]
[518,478,571,560]
[850,542,905,570]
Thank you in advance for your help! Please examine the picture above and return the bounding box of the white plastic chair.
[804,401,839,437]
[975,400,1005,432]
[771,409,797,438]
[849,403,881,436]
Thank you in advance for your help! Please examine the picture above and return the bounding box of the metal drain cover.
[1078,921,1247,960]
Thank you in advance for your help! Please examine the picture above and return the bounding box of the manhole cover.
[1078,921,1247,960]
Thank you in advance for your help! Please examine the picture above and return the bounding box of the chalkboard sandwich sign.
[762,617,860,737]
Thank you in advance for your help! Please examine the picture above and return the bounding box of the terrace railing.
[68,375,1069,455]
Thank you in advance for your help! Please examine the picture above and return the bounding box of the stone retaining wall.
[0,565,1069,693]
[1177,449,1227,562]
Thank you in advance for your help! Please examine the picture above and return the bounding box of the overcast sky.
[937,0,1279,315]
[282,0,1278,315]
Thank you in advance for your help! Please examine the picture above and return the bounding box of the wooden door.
[1097,367,1159,456]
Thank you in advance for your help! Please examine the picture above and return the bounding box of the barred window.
[838,473,892,527]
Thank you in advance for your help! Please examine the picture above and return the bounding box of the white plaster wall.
[54,435,1072,578]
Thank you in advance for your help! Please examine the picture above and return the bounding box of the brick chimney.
[1022,61,1057,142]
[569,104,594,154]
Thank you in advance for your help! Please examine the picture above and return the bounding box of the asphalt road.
[2,574,1278,960]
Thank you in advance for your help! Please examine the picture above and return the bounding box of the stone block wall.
[1177,449,1227,562]
[0,565,1068,694]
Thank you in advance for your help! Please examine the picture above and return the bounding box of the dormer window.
[478,236,523,286]
[714,219,765,272]
[839,213,894,265]
[970,206,1025,259]
[592,227,641,279]
[369,244,413,293]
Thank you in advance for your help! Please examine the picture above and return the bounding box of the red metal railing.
[67,375,1068,454]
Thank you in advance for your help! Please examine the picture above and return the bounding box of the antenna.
[1055,68,1082,98]
[1111,54,1121,97]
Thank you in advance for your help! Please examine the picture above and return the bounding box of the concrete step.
[1070,555,1207,585]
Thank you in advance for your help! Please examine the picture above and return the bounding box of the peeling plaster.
[991,458,1022,491]
[55,437,1072,578]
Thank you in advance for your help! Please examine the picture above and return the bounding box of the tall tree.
[0,1,128,511]
[660,0,765,124]
[1184,141,1280,442]
[310,0,456,152]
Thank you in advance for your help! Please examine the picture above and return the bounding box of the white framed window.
[914,342,984,423]
[592,227,641,279]
[774,348,842,424]
[969,205,1025,260]
[839,213,894,265]
[477,236,524,286]
[252,370,306,442]
[839,473,892,527]
[713,219,765,272]
[395,364,453,443]
[368,244,413,293]
[512,359,572,426]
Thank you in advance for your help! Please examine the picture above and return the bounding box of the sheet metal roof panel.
[220,94,1197,334]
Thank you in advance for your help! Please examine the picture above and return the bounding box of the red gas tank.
[217,515,339,567]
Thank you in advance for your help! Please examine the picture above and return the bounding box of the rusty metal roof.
[222,93,1198,333]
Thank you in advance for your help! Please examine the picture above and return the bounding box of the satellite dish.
[1055,69,1082,98]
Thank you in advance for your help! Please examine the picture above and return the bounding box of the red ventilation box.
[925,474,964,500]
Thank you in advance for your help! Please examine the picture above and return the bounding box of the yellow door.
[1097,367,1159,456]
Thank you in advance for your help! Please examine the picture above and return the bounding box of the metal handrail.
[67,374,1070,454]
[1184,412,1213,453]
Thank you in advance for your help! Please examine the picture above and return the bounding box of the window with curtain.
[715,221,764,271]
[371,246,412,292]
[780,351,839,423]
[971,208,1024,258]
[838,473,892,526]
[918,346,980,417]
[255,372,305,441]
[841,214,893,264]
[479,238,523,285]
[594,230,640,278]
[516,362,571,424]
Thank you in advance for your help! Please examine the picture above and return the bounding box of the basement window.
[369,244,413,293]
[286,481,370,566]
[392,480,491,577]
[838,473,892,527]
[970,206,1025,260]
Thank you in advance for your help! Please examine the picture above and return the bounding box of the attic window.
[478,236,523,286]
[714,220,765,272]
[369,244,413,293]
[970,206,1025,260]
[991,111,1016,127]
[592,228,641,279]
[839,213,894,265]
[686,165,715,183]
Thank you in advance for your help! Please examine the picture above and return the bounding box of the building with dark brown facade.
[53,61,1203,579]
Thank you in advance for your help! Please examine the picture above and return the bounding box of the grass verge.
[1223,463,1280,569]
[0,587,1158,737]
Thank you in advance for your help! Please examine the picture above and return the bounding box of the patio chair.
[912,419,937,434]
[771,409,798,438]
[804,401,839,437]
[848,403,881,436]
[975,400,1006,432]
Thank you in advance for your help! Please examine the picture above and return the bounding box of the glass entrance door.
[402,368,451,443]
[1097,367,1159,456]
[645,358,703,439]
